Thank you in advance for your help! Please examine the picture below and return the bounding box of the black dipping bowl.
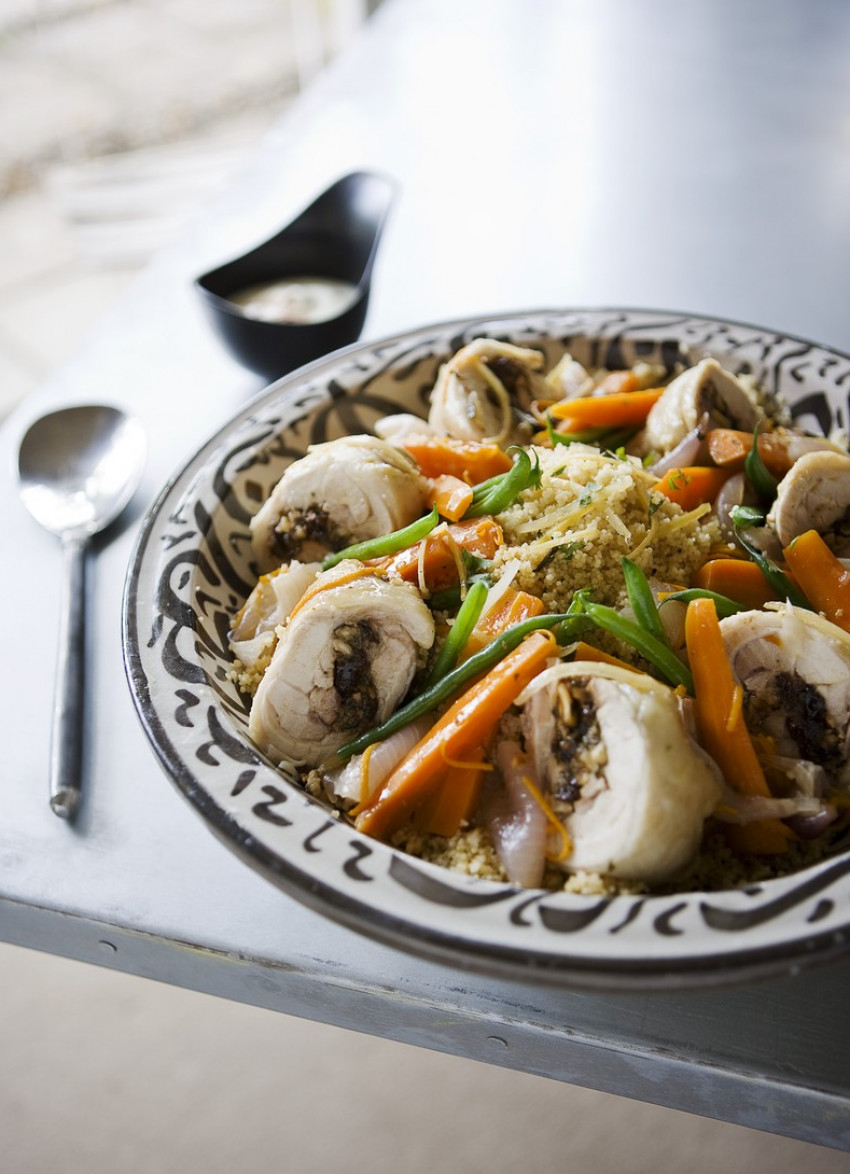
[195,171,396,380]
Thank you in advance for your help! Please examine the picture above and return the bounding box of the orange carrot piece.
[685,597,792,854]
[374,517,503,589]
[287,564,381,622]
[652,465,731,510]
[548,387,665,427]
[462,588,545,658]
[705,429,793,478]
[414,758,487,837]
[430,474,474,522]
[693,558,778,610]
[569,640,637,672]
[597,369,640,395]
[355,631,556,840]
[784,529,850,633]
[723,822,797,856]
[402,436,512,483]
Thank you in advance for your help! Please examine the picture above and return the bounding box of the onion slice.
[325,717,432,806]
[648,414,710,476]
[482,740,548,888]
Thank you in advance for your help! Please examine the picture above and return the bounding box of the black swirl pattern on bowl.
[124,308,850,987]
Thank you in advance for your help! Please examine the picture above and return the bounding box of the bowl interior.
[127,308,850,988]
[189,326,692,738]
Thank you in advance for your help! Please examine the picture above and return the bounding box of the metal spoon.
[17,405,147,821]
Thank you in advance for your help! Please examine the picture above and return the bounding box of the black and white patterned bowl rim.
[122,307,850,990]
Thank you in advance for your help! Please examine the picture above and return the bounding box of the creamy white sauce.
[229,277,359,324]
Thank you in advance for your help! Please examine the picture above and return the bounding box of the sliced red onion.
[787,806,838,839]
[521,682,556,788]
[482,740,548,888]
[325,717,432,805]
[714,471,746,541]
[648,414,711,476]
[650,581,687,650]
[761,754,828,799]
[784,432,845,464]
[714,788,824,824]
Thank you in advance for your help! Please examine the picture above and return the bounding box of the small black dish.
[195,171,396,381]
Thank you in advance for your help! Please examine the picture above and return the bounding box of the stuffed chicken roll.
[250,436,428,573]
[720,605,850,789]
[248,564,435,767]
[516,663,722,884]
[427,338,546,444]
[641,357,759,454]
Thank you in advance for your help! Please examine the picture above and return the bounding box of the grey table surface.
[3,0,850,1151]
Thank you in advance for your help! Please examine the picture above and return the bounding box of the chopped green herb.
[729,504,767,529]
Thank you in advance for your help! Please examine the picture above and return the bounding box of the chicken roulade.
[642,357,759,455]
[767,449,850,553]
[228,560,320,679]
[720,605,850,789]
[250,436,429,573]
[514,663,722,884]
[428,338,546,444]
[248,565,435,767]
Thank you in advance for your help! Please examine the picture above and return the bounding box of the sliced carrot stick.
[402,436,512,483]
[413,757,487,837]
[374,517,503,589]
[684,597,793,854]
[287,564,382,622]
[705,428,793,478]
[693,558,778,610]
[548,387,665,427]
[462,588,545,659]
[429,474,474,522]
[652,465,731,510]
[722,822,797,856]
[784,529,850,633]
[355,631,556,840]
[569,640,637,672]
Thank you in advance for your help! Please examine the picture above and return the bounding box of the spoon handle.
[50,536,88,820]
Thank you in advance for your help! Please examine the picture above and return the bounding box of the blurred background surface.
[0,0,367,420]
[3,3,850,1171]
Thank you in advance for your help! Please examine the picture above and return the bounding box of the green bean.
[659,588,746,619]
[425,579,488,686]
[336,612,572,760]
[467,474,502,502]
[733,524,813,610]
[464,448,541,518]
[621,557,667,643]
[576,596,695,693]
[322,506,439,570]
[744,422,779,501]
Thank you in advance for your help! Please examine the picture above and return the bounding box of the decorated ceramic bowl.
[122,307,850,990]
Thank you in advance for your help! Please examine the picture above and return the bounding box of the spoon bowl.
[17,404,146,819]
